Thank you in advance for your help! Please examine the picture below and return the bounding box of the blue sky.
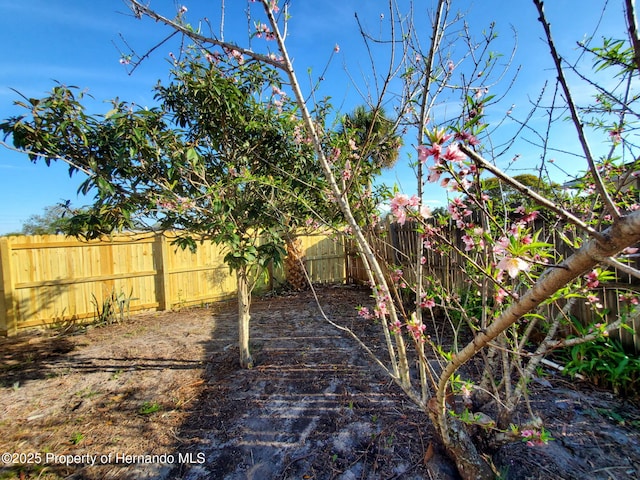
[0,0,626,234]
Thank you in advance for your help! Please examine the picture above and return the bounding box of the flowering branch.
[127,0,285,69]
[459,144,605,241]
[435,207,640,423]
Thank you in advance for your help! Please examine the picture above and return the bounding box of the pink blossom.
[390,192,413,225]
[493,236,510,256]
[495,288,508,304]
[462,235,475,252]
[419,143,442,162]
[205,51,221,63]
[586,294,603,309]
[357,306,373,320]
[442,143,466,163]
[419,205,431,219]
[420,298,436,309]
[407,321,426,343]
[390,268,404,283]
[229,49,245,64]
[427,163,443,183]
[272,85,286,97]
[609,128,622,144]
[454,131,480,146]
[522,211,539,223]
[390,193,409,209]
[395,209,408,225]
[390,319,402,334]
[329,146,341,164]
[342,160,352,181]
[585,270,599,289]
[497,256,530,279]
[417,145,430,163]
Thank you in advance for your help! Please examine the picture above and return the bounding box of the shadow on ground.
[168,286,458,480]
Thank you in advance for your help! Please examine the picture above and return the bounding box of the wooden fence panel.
[161,234,236,309]
[4,234,159,331]
[0,232,349,335]
[299,233,345,285]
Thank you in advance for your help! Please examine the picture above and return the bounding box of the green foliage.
[1,53,327,270]
[558,334,640,396]
[138,401,161,415]
[333,105,403,227]
[91,288,135,325]
[21,202,89,235]
[479,174,567,221]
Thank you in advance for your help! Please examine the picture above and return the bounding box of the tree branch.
[625,0,640,75]
[602,255,640,281]
[533,0,621,219]
[127,0,285,70]
[459,144,606,242]
[436,207,640,417]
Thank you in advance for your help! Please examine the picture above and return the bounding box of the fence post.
[0,237,16,335]
[153,233,171,311]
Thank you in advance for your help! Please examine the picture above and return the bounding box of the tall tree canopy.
[1,53,328,367]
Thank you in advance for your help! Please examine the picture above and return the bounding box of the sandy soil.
[1,285,639,479]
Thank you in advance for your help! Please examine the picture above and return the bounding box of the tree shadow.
[167,286,458,480]
[2,280,70,335]
[0,331,75,386]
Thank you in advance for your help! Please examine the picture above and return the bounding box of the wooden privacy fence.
[0,231,346,336]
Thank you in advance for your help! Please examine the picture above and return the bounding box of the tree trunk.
[236,266,253,369]
[432,209,640,479]
[285,236,308,290]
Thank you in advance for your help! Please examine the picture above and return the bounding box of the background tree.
[20,202,87,235]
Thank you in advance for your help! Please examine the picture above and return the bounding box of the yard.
[1,285,640,479]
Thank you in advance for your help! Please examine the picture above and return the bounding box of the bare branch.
[533,0,621,219]
[625,0,640,75]
[602,255,640,281]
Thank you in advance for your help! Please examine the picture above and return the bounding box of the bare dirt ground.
[1,285,640,480]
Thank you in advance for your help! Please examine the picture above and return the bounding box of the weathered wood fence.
[0,231,345,335]
[345,219,640,354]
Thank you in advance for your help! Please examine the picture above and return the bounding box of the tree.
[340,105,402,170]
[1,54,321,369]
[5,1,640,478]
[20,202,85,235]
